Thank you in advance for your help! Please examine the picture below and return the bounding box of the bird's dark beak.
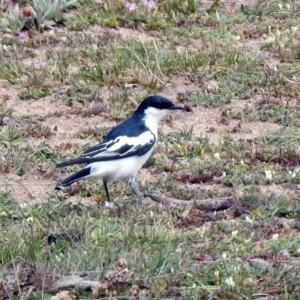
[171,104,184,110]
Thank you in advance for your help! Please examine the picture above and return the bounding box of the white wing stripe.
[83,131,155,158]
[108,132,154,151]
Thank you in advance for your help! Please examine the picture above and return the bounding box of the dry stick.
[47,276,82,293]
[22,286,34,300]
[47,276,108,294]
[8,249,22,296]
[145,193,234,211]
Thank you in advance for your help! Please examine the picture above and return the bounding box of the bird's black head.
[137,95,183,112]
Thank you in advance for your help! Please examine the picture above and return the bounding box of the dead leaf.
[50,290,75,300]
[117,257,127,269]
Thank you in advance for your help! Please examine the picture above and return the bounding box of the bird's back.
[103,111,148,141]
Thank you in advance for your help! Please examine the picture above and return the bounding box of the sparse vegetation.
[1,0,300,299]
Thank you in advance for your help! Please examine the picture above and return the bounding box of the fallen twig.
[145,193,234,211]
[47,276,108,294]
[22,286,34,300]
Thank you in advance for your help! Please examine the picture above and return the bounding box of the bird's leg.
[128,176,140,199]
[103,179,111,202]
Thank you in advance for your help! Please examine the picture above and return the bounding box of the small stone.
[248,258,274,273]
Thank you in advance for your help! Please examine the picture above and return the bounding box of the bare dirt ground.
[0,0,297,205]
[0,73,283,204]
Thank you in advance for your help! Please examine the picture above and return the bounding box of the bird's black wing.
[56,130,156,168]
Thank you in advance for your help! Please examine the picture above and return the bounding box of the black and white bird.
[55,95,183,202]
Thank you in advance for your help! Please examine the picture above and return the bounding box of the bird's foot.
[104,201,114,209]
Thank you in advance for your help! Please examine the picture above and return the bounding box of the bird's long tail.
[56,158,89,168]
[55,167,91,190]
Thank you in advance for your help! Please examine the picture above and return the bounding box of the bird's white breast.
[87,146,155,182]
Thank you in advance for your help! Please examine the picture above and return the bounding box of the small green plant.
[241,1,295,17]
[106,8,118,28]
[1,4,26,34]
[147,14,168,30]
[31,142,59,162]
[110,39,179,91]
[0,124,23,171]
[163,0,200,14]
[19,87,52,100]
[261,26,298,50]
[0,124,23,150]
[24,64,49,87]
[77,64,107,87]
[49,49,77,83]
[66,14,89,30]
[32,0,78,29]
[0,60,23,85]
[177,88,232,108]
